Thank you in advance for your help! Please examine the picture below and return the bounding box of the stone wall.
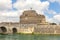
[0,23,60,34]
[19,24,60,34]
[34,24,60,34]
[0,22,20,34]
[20,10,46,24]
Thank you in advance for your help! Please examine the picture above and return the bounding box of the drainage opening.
[12,28,17,33]
[0,26,7,32]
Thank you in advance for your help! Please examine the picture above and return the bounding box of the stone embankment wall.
[19,24,60,34]
[34,24,60,34]
[0,23,60,34]
[0,23,20,34]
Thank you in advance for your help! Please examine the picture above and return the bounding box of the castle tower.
[20,10,46,24]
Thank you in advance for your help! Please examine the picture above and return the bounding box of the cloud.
[0,0,15,22]
[0,0,12,11]
[0,0,50,22]
[0,10,24,22]
[45,9,60,24]
[0,11,19,17]
[53,14,60,22]
[13,0,49,14]
[46,10,57,15]
[0,11,18,22]
[47,0,60,4]
[47,0,56,3]
[46,14,60,24]
[0,16,19,22]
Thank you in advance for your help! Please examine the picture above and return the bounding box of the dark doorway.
[0,26,7,33]
[12,28,17,33]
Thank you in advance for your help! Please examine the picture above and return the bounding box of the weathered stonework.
[20,10,46,24]
[0,10,60,34]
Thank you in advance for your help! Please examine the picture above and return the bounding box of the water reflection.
[0,34,60,40]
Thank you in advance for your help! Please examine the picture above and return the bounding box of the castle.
[0,10,60,34]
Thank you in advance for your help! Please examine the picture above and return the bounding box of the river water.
[0,34,60,40]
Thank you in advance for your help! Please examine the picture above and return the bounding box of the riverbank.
[1,33,60,36]
[0,34,60,40]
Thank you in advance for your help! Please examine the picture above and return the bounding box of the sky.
[0,0,60,24]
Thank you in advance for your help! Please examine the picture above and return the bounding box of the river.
[0,34,60,40]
